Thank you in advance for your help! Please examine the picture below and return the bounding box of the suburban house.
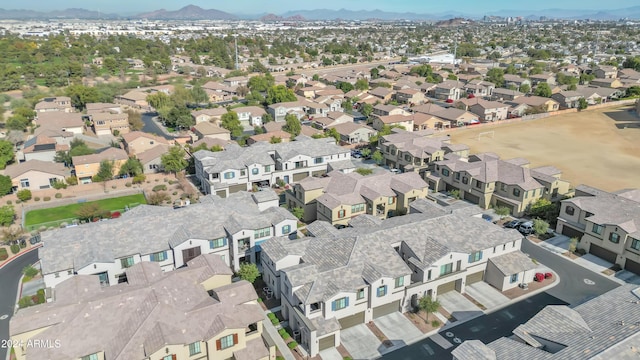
[395,88,426,105]
[3,160,68,191]
[556,186,640,274]
[372,114,415,132]
[38,191,297,288]
[328,122,376,144]
[463,79,495,97]
[589,78,624,88]
[11,253,276,360]
[193,122,231,141]
[34,96,73,113]
[594,65,618,79]
[431,108,479,127]
[529,72,557,86]
[267,100,308,122]
[191,108,229,124]
[121,131,171,155]
[87,111,130,136]
[260,200,527,357]
[35,112,84,135]
[452,284,640,360]
[490,88,524,101]
[379,130,469,174]
[72,147,128,184]
[194,137,351,197]
[236,106,267,127]
[285,170,429,224]
[434,80,465,101]
[136,144,170,174]
[467,99,510,122]
[312,112,353,130]
[412,112,449,130]
[20,135,68,162]
[503,75,531,90]
[115,90,150,110]
[368,87,394,102]
[427,153,570,216]
[508,95,560,112]
[551,91,586,109]
[372,104,409,118]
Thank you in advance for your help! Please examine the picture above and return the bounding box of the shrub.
[17,189,32,202]
[10,244,20,254]
[152,184,167,192]
[18,296,32,309]
[172,191,177,195]
[147,191,170,205]
[577,248,587,255]
[282,332,291,340]
[431,320,441,327]
[257,297,263,303]
[23,265,39,278]
[15,200,21,204]
[278,328,287,336]
[65,176,78,186]
[287,341,298,349]
[43,196,51,201]
[112,185,117,189]
[125,181,132,187]
[34,197,40,201]
[155,178,159,182]
[111,211,121,219]
[51,179,67,189]
[267,313,276,320]
[276,357,285,360]
[132,174,146,184]
[0,247,8,261]
[271,318,279,325]
[36,289,45,304]
[55,193,62,198]
[6,200,11,205]
[20,241,26,248]
[164,177,168,182]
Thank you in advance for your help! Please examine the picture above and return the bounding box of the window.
[120,256,134,268]
[632,238,640,251]
[163,356,175,360]
[351,203,365,213]
[81,354,99,360]
[210,237,226,249]
[442,168,450,176]
[475,180,482,189]
[395,276,404,288]
[219,334,236,350]
[150,251,167,262]
[565,206,575,216]
[462,176,469,184]
[592,223,603,235]
[240,169,246,176]
[440,263,453,276]
[254,227,271,239]
[427,270,432,280]
[468,251,483,263]
[314,157,324,164]
[332,297,348,310]
[224,172,235,179]
[404,154,411,162]
[455,172,460,180]
[189,341,201,356]
[357,288,365,300]
[20,178,29,188]
[252,168,259,175]
[338,209,346,218]
[609,233,620,244]
[388,197,395,205]
[500,183,506,191]
[282,225,291,234]
[264,165,271,172]
[513,188,521,197]
[377,285,387,297]
[510,273,519,283]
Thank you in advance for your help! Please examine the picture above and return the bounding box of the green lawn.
[24,194,146,226]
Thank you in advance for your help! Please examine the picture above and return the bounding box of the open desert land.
[448,106,640,192]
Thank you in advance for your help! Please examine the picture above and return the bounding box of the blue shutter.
[479,251,483,261]
[345,297,349,307]
[468,254,473,263]
[331,301,336,311]
[223,238,228,246]
[163,251,167,260]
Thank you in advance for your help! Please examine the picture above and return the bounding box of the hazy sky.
[8,0,639,14]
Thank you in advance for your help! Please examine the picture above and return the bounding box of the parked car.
[504,220,521,228]
[518,221,534,235]
[534,273,545,282]
[352,152,362,158]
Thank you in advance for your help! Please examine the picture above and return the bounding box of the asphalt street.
[0,249,39,360]
[382,238,621,360]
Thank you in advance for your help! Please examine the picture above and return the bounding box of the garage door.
[560,225,584,239]
[589,244,617,263]
[463,191,480,204]
[437,281,456,295]
[495,200,514,214]
[625,259,640,275]
[293,172,309,182]
[338,311,365,329]
[466,271,484,285]
[228,184,247,194]
[215,190,227,198]
[312,170,326,177]
[373,300,400,319]
[318,334,335,351]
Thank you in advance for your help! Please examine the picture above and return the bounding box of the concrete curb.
[0,244,42,271]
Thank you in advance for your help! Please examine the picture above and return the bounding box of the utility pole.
[234,36,239,71]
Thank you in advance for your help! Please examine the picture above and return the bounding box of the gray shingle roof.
[488,251,538,276]
[564,191,640,234]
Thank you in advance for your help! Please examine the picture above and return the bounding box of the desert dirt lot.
[447,106,640,192]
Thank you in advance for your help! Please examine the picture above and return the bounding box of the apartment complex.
[427,153,571,216]
[39,191,297,288]
[194,137,350,197]
[378,130,470,174]
[11,253,275,360]
[556,186,640,274]
[453,284,640,360]
[260,200,528,357]
[285,170,429,225]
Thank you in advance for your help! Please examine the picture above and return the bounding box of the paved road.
[0,249,39,360]
[141,112,175,140]
[521,237,620,306]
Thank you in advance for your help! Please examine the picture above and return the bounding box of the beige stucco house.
[3,160,68,191]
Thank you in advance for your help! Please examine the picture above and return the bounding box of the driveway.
[374,312,422,348]
[437,292,483,322]
[464,282,509,310]
[319,347,343,360]
[340,324,382,360]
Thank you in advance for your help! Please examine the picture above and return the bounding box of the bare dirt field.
[448,106,640,192]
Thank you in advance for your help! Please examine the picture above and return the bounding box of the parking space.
[574,253,614,274]
[438,291,483,322]
[374,312,422,347]
[465,282,510,310]
[319,347,342,360]
[538,235,571,255]
[615,270,640,284]
[340,324,382,360]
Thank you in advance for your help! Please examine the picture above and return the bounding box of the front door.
[182,247,202,264]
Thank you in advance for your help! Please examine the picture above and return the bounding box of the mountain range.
[0,5,639,21]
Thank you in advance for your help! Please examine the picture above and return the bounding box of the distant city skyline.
[7,0,640,15]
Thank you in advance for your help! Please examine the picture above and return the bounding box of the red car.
[534,273,545,282]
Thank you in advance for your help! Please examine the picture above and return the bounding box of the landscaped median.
[24,194,146,231]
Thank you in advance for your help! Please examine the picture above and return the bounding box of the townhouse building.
[11,253,275,360]
[395,88,426,105]
[463,79,495,98]
[427,153,571,216]
[260,200,526,357]
[467,99,510,121]
[285,170,429,224]
[39,191,297,289]
[434,80,465,101]
[503,74,531,90]
[267,100,307,122]
[551,91,585,109]
[194,137,350,197]
[556,186,640,274]
[378,130,469,174]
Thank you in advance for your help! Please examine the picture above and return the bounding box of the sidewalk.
[262,311,295,360]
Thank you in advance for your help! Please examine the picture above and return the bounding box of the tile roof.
[563,190,640,235]
[3,159,68,179]
[488,251,538,275]
[72,147,128,165]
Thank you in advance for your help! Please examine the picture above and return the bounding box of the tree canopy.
[221,111,244,138]
[161,145,188,173]
[535,83,552,98]
[283,114,301,137]
[0,140,14,169]
[266,85,297,105]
